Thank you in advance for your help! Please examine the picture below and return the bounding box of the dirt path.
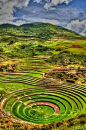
[38,102,60,114]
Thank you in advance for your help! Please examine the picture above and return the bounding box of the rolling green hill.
[0,22,85,44]
[0,22,86,64]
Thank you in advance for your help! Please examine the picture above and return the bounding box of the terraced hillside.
[0,62,86,129]
[0,71,86,125]
[0,22,86,129]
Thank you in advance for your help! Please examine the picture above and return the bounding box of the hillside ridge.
[0,22,84,37]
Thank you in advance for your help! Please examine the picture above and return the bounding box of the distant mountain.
[0,22,85,44]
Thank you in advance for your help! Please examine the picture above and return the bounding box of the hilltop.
[0,22,85,44]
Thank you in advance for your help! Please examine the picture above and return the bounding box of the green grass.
[31,45,38,47]
[0,42,8,45]
[1,82,85,124]
[35,51,42,55]
[67,48,86,54]
[27,73,43,78]
[0,74,41,87]
[0,83,38,96]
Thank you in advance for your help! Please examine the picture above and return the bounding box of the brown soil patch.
[37,102,60,114]
[34,55,51,58]
[70,45,83,48]
[0,98,7,109]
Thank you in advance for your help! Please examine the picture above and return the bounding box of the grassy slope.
[0,22,86,60]
[0,22,85,44]
[0,22,86,129]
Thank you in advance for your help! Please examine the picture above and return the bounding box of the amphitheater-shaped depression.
[1,83,86,124]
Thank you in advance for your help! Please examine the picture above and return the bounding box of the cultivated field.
[0,69,86,125]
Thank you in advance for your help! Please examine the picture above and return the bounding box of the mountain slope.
[0,22,85,44]
[0,22,86,60]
